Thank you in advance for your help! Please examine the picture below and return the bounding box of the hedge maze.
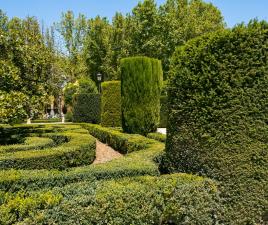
[0,123,221,224]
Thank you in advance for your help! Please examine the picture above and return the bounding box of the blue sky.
[0,0,267,28]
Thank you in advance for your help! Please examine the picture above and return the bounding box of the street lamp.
[97,73,102,93]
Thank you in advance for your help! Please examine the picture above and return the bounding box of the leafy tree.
[127,0,160,58]
[63,77,97,107]
[0,13,53,123]
[83,16,114,82]
[157,0,224,75]
[55,11,88,81]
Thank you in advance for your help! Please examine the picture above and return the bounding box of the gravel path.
[93,140,123,164]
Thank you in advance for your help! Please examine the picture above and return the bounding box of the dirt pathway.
[93,140,123,164]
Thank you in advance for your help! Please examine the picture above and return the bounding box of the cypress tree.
[121,56,163,134]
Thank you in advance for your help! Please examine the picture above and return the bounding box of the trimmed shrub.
[101,81,121,127]
[159,95,168,128]
[0,124,164,192]
[77,77,98,94]
[166,21,268,224]
[121,56,163,135]
[72,93,101,124]
[82,123,154,154]
[20,174,221,225]
[0,137,55,153]
[31,118,61,123]
[0,125,96,170]
[147,132,166,143]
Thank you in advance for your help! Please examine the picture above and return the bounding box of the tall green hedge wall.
[121,56,163,135]
[159,96,168,128]
[72,93,101,124]
[101,81,121,127]
[166,21,268,224]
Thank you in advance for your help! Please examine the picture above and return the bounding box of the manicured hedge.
[147,132,166,143]
[121,56,163,135]
[101,81,121,127]
[0,137,55,153]
[31,118,62,123]
[0,125,164,192]
[18,174,221,225]
[0,125,96,170]
[72,93,101,124]
[0,123,223,224]
[159,95,168,128]
[82,123,155,154]
[166,21,268,224]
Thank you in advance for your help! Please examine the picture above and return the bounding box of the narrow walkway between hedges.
[93,140,123,164]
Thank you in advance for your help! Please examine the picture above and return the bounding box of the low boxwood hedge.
[3,174,221,225]
[82,123,155,154]
[0,125,164,192]
[0,125,96,171]
[0,132,96,170]
[0,137,55,153]
[147,132,166,143]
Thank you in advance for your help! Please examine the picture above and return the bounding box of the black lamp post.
[97,73,102,93]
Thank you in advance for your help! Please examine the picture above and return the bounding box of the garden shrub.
[101,81,121,127]
[0,137,55,153]
[121,56,163,135]
[20,174,221,225]
[166,21,268,224]
[0,191,62,225]
[72,93,101,123]
[0,125,96,170]
[82,123,154,154]
[0,124,164,192]
[147,132,166,143]
[31,118,61,123]
[159,95,168,128]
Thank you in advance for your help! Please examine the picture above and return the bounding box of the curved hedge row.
[0,137,55,153]
[0,125,96,170]
[166,21,268,224]
[0,124,164,192]
[0,124,223,224]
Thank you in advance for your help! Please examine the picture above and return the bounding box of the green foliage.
[31,118,62,123]
[72,94,101,123]
[121,56,163,135]
[147,132,166,143]
[0,124,223,224]
[0,125,96,170]
[0,191,62,225]
[101,81,121,127]
[83,16,114,82]
[166,21,268,224]
[0,124,163,192]
[0,13,54,123]
[77,77,98,94]
[0,137,55,153]
[159,95,168,128]
[0,91,28,124]
[21,174,220,225]
[63,82,78,106]
[64,77,97,107]
[82,123,154,154]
